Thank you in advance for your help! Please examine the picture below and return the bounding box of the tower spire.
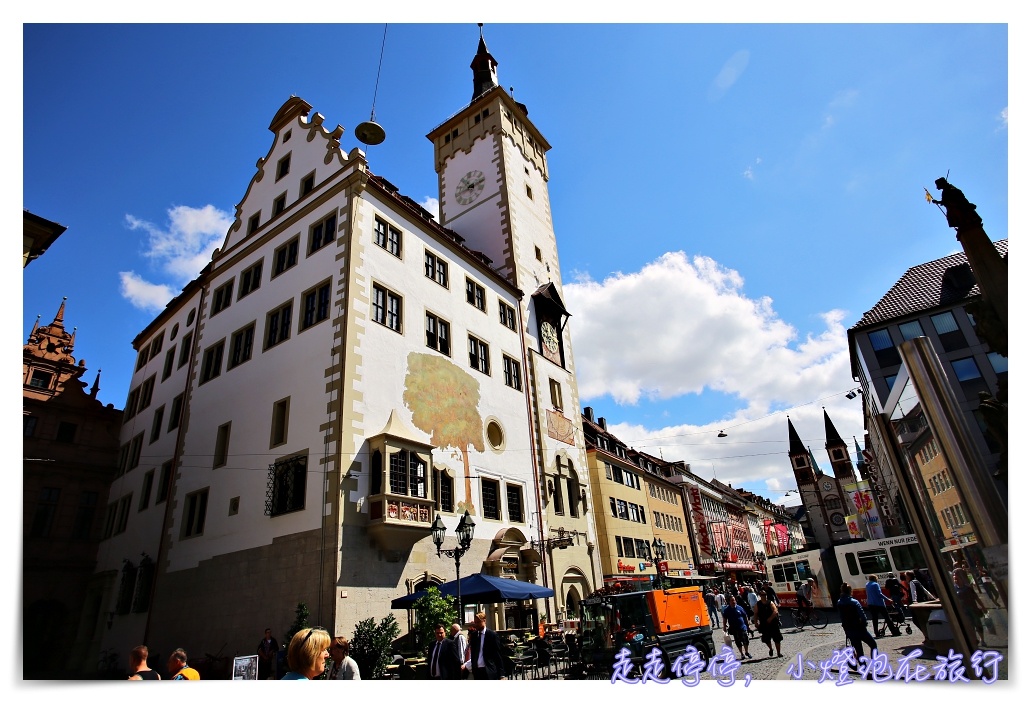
[470,23,499,102]
[51,297,68,330]
[823,408,847,448]
[90,369,101,399]
[787,417,806,455]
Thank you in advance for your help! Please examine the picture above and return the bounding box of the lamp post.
[651,537,667,591]
[431,510,476,625]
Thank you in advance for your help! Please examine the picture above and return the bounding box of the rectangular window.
[424,251,449,287]
[867,328,901,367]
[276,153,291,181]
[301,172,315,196]
[273,193,286,217]
[238,260,263,299]
[987,352,1008,375]
[372,284,402,332]
[267,455,307,516]
[162,347,175,380]
[135,347,150,371]
[211,280,234,316]
[29,487,61,538]
[465,278,485,311]
[72,490,98,540]
[433,470,454,513]
[56,421,77,443]
[270,397,290,448]
[23,415,37,437]
[898,319,924,340]
[128,433,144,471]
[482,478,500,520]
[506,484,524,523]
[115,494,132,535]
[272,237,300,277]
[228,323,256,369]
[101,503,116,540]
[149,332,164,357]
[615,535,623,557]
[156,461,173,504]
[951,356,983,382]
[178,331,193,368]
[138,375,155,411]
[468,335,490,374]
[149,406,164,443]
[930,311,966,352]
[549,378,563,410]
[248,212,261,235]
[213,422,231,468]
[138,470,154,511]
[168,393,184,432]
[623,537,636,558]
[181,488,209,538]
[498,301,516,330]
[425,312,451,355]
[309,211,337,254]
[503,355,522,390]
[374,216,402,257]
[28,369,53,389]
[200,340,225,384]
[301,280,332,330]
[265,301,293,349]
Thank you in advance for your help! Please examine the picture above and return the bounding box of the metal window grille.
[265,456,307,516]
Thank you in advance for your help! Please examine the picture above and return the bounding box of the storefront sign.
[616,559,636,573]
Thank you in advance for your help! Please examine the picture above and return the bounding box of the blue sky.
[19,18,1012,505]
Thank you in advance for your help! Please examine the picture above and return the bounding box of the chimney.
[584,406,595,423]
[598,417,607,431]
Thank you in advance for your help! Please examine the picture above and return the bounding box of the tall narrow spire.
[823,408,847,448]
[787,417,806,455]
[51,297,68,330]
[90,369,101,399]
[29,314,40,342]
[470,23,499,102]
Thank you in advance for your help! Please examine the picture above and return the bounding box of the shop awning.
[390,573,554,609]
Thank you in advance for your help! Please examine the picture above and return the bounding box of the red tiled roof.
[850,239,1007,331]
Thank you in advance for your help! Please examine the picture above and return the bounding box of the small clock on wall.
[455,170,485,205]
[830,512,846,526]
[822,481,834,492]
[540,320,561,364]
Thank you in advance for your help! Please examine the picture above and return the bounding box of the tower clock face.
[454,170,485,205]
[822,481,834,492]
[830,512,846,526]
[541,321,559,353]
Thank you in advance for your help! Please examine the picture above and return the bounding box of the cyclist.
[797,578,814,614]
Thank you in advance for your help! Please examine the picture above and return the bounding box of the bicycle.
[790,606,827,630]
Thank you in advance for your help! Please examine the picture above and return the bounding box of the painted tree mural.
[403,352,484,515]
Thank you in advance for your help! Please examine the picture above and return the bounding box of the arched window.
[566,467,581,518]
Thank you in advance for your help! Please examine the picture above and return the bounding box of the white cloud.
[420,196,440,220]
[118,271,177,313]
[708,50,750,101]
[997,106,1008,131]
[743,166,754,180]
[121,204,234,308]
[565,252,862,487]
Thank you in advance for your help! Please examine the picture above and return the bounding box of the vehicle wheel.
[811,610,828,629]
[790,608,803,629]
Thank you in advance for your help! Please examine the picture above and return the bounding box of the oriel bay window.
[366,424,435,542]
[389,450,427,498]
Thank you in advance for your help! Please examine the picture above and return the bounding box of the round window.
[187,309,196,326]
[170,323,179,340]
[486,420,504,451]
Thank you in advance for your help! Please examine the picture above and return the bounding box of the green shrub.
[410,587,458,654]
[351,614,400,680]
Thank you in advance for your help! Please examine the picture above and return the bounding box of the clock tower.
[426,26,599,611]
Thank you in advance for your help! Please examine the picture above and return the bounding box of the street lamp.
[651,537,667,591]
[431,510,476,624]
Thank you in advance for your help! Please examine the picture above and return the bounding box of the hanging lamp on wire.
[354,24,388,146]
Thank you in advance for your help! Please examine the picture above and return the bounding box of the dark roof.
[850,239,1007,331]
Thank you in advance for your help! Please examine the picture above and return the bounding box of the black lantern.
[651,537,667,590]
[432,510,476,623]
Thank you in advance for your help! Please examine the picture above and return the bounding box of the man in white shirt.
[450,623,470,679]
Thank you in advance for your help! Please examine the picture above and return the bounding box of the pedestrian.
[449,623,470,679]
[714,588,726,615]
[722,595,752,660]
[977,565,1002,607]
[883,573,906,620]
[468,612,506,679]
[753,590,783,658]
[745,585,759,613]
[953,572,987,647]
[127,645,161,680]
[704,588,721,627]
[762,580,780,606]
[906,570,936,603]
[167,648,200,680]
[737,588,756,639]
[866,574,901,636]
[257,627,278,680]
[282,627,330,680]
[428,622,463,680]
[326,636,360,680]
[836,583,878,664]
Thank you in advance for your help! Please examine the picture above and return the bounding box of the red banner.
[775,524,789,552]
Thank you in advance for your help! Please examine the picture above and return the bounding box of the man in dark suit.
[468,612,506,680]
[428,623,462,680]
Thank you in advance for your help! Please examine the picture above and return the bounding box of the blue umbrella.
[391,573,554,609]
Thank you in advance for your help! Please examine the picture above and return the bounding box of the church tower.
[427,26,599,612]
[824,409,858,484]
[787,417,851,549]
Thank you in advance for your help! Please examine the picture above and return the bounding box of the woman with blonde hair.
[282,627,331,680]
[326,636,361,680]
